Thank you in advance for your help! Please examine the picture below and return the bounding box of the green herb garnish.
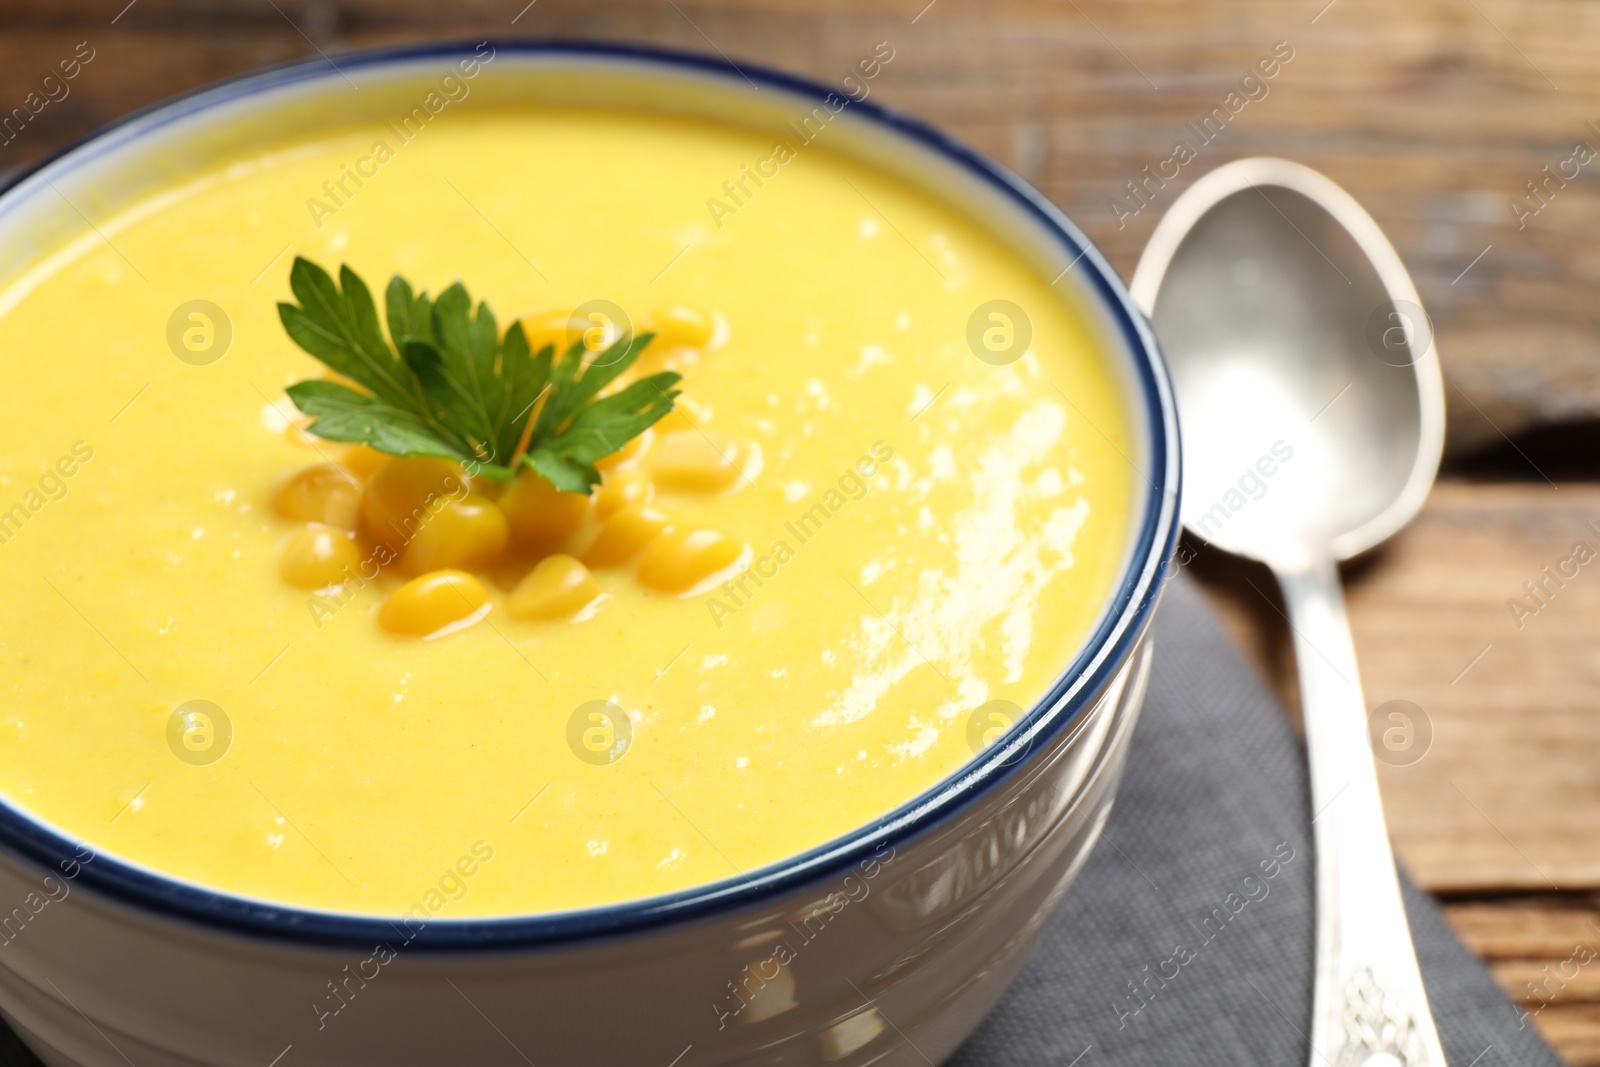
[277,257,681,493]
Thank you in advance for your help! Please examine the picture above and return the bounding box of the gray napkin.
[0,573,1557,1066]
[952,572,1559,1067]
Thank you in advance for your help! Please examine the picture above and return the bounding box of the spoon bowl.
[1131,159,1444,569]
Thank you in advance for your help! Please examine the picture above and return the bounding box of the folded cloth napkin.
[952,572,1560,1067]
[0,574,1558,1066]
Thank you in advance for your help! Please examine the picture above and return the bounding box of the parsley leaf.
[278,257,681,492]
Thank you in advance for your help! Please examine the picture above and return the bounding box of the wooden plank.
[1344,482,1600,894]
[1445,897,1600,960]
[1537,1007,1600,1067]
[1493,960,1600,1006]
[1439,894,1600,1066]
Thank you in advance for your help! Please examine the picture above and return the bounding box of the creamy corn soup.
[0,107,1133,916]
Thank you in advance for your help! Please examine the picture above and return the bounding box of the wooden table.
[2,0,1597,1060]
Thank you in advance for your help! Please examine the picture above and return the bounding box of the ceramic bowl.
[0,41,1180,1067]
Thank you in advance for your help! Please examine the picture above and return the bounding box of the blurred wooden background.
[2,0,1598,1060]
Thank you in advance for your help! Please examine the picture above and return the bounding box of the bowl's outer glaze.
[0,42,1180,1066]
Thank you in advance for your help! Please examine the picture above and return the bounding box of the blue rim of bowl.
[0,39,1181,950]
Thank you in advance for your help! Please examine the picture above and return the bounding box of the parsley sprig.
[278,257,681,492]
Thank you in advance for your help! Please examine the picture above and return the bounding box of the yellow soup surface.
[0,107,1133,916]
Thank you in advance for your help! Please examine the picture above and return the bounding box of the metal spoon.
[1131,158,1447,1066]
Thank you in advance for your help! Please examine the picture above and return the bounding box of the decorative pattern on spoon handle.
[1333,966,1426,1067]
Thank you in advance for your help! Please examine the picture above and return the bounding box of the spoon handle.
[1276,557,1448,1067]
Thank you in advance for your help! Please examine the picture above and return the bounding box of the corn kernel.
[653,394,714,436]
[521,310,578,357]
[595,428,653,472]
[399,493,510,576]
[283,421,318,447]
[584,505,675,568]
[646,305,715,349]
[341,444,390,479]
[594,470,655,519]
[648,345,702,375]
[522,308,622,359]
[361,457,465,550]
[273,464,362,531]
[486,559,534,592]
[507,554,603,621]
[468,473,507,501]
[638,526,747,593]
[279,524,363,589]
[499,470,590,551]
[649,431,756,494]
[572,308,624,357]
[378,569,490,637]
